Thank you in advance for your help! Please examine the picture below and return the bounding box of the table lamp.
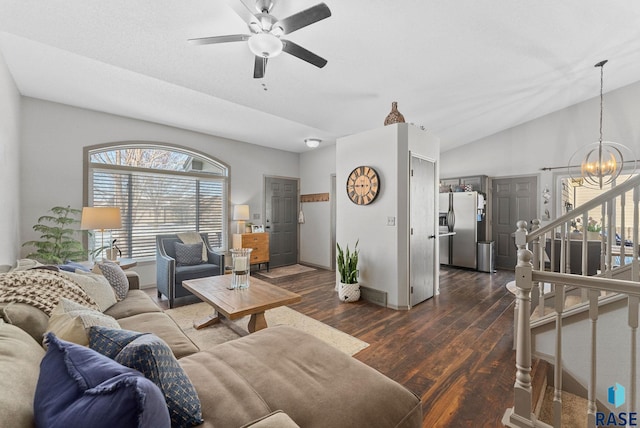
[232,204,250,234]
[81,207,122,260]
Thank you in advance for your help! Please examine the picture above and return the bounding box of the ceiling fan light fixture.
[305,138,321,148]
[248,32,283,58]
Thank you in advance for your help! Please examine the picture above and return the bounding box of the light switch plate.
[387,216,396,226]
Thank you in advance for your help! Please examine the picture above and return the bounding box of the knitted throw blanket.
[0,270,98,316]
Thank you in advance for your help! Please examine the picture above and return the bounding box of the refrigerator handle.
[447,193,455,232]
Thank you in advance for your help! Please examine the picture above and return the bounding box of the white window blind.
[87,146,227,259]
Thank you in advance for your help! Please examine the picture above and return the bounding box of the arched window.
[85,143,229,259]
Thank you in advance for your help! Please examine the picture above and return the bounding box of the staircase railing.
[503,174,640,428]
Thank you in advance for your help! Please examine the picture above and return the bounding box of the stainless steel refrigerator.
[439,192,478,269]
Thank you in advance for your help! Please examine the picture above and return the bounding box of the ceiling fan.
[189,0,331,78]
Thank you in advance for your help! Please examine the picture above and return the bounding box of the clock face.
[346,166,380,205]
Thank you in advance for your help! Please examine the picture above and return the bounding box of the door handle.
[428,235,436,239]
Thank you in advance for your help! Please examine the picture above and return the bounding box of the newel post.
[504,221,538,427]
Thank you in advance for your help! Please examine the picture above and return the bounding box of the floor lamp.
[81,207,122,261]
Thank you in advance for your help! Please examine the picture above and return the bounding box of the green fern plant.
[337,240,359,284]
[22,206,87,264]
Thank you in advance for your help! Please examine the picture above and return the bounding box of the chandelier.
[569,60,635,189]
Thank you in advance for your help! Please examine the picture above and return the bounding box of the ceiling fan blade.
[188,34,250,45]
[223,0,258,25]
[276,3,331,35]
[282,40,327,68]
[254,56,267,79]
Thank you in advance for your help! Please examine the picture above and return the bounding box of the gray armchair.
[156,233,223,308]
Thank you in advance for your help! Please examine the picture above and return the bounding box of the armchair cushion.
[175,264,221,286]
[175,242,205,267]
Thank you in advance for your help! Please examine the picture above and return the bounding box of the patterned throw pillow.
[47,298,120,346]
[89,326,148,359]
[35,332,171,428]
[97,261,129,301]
[90,327,203,428]
[174,242,205,266]
[60,271,118,312]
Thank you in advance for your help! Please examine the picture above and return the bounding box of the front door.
[265,176,298,267]
[492,176,538,270]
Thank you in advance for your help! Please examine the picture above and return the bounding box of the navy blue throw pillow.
[89,327,203,428]
[34,332,170,428]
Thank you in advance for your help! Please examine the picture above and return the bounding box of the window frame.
[83,142,230,261]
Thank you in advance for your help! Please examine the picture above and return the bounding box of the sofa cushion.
[240,411,300,428]
[175,242,205,266]
[115,332,203,427]
[60,270,118,311]
[97,261,129,300]
[117,311,199,359]
[185,325,422,428]
[179,352,273,428]
[0,301,49,343]
[0,320,46,428]
[47,298,120,346]
[104,289,163,319]
[34,332,170,428]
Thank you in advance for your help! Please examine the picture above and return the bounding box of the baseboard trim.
[360,286,387,307]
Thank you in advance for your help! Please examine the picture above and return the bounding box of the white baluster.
[513,221,534,420]
[587,289,599,426]
[629,296,639,416]
[553,281,565,428]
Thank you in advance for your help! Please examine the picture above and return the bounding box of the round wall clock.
[346,166,380,205]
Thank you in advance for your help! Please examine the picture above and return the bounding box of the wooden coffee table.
[182,275,301,333]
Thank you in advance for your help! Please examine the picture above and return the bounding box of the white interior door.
[410,155,436,306]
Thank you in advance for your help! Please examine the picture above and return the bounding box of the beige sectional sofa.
[0,272,422,428]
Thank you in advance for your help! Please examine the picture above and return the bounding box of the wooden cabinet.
[232,233,270,271]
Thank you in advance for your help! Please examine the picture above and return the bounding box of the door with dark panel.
[491,176,538,270]
[265,177,298,267]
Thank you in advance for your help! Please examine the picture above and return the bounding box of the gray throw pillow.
[97,261,129,301]
[175,242,204,266]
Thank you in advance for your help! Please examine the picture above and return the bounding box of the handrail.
[528,174,640,241]
[504,175,640,428]
[532,270,640,296]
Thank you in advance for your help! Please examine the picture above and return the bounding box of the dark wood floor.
[148,266,521,427]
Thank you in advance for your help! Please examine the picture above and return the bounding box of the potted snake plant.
[336,240,360,302]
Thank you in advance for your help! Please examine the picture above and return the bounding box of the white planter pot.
[338,282,360,303]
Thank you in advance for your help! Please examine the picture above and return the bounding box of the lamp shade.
[232,205,250,221]
[80,207,122,230]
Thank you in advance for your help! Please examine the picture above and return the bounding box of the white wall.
[0,51,21,266]
[337,124,439,309]
[299,144,336,268]
[20,97,299,285]
[440,80,640,219]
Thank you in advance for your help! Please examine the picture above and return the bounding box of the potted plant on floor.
[337,240,360,302]
[22,205,87,264]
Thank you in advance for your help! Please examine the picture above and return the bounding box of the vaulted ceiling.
[2,1,640,153]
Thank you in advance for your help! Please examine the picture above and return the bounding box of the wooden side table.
[232,233,270,271]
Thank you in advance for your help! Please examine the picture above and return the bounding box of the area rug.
[165,302,369,356]
[257,264,316,279]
